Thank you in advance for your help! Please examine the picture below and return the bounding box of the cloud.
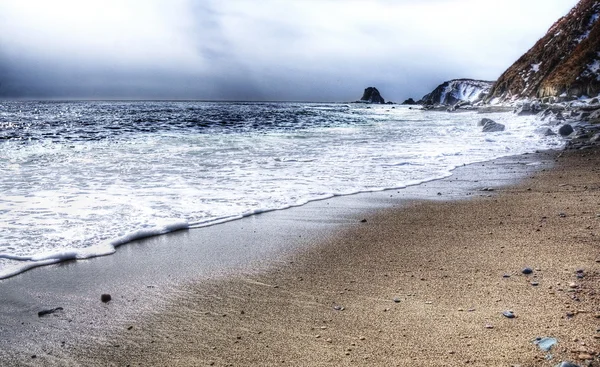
[0,0,580,101]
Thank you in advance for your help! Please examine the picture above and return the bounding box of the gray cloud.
[0,0,580,101]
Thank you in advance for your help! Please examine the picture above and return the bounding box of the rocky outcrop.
[401,98,417,105]
[478,118,506,132]
[420,79,494,106]
[360,87,385,104]
[487,0,600,102]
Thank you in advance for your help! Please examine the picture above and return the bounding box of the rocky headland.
[487,0,600,103]
[419,79,494,109]
[408,0,600,149]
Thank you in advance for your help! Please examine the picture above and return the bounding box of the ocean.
[0,101,563,279]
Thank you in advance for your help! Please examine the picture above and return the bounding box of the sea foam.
[0,101,564,279]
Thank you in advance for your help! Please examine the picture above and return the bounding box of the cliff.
[487,0,600,102]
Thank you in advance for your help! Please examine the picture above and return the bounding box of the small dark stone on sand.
[101,294,112,303]
[333,305,345,311]
[31,355,36,359]
[522,267,533,275]
[531,281,539,286]
[393,298,401,303]
[502,274,511,278]
[559,212,567,218]
[38,307,64,317]
[360,219,367,223]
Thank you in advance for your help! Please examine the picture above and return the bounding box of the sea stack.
[360,87,385,104]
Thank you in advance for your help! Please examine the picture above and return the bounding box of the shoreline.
[1,147,599,366]
[82,146,599,367]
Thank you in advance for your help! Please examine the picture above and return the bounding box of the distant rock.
[360,87,385,104]
[420,79,494,106]
[479,118,506,132]
[401,98,417,105]
[487,0,600,102]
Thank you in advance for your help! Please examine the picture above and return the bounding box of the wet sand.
[1,148,599,366]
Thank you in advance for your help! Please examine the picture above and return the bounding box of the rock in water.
[480,118,505,132]
[360,87,385,104]
[401,98,416,105]
[534,127,556,136]
[558,124,574,136]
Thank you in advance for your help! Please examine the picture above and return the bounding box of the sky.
[0,0,580,102]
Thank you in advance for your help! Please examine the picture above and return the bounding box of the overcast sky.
[0,0,580,101]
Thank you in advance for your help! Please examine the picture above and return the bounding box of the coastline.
[1,147,599,366]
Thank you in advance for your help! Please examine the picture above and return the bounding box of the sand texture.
[5,148,599,367]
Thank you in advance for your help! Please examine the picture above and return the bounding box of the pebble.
[333,305,345,311]
[522,267,533,275]
[502,311,516,318]
[569,282,578,289]
[534,337,558,351]
[38,307,64,317]
[555,362,581,367]
[101,294,112,303]
[577,353,592,360]
[393,298,401,303]
[503,274,511,278]
[559,212,567,218]
[531,281,539,286]
[484,324,494,329]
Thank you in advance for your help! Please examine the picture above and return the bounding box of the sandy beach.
[49,147,595,367]
[1,147,598,367]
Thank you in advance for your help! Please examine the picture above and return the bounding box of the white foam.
[0,103,565,280]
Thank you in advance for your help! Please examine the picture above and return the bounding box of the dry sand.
[62,148,600,366]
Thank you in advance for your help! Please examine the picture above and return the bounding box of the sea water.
[0,101,563,279]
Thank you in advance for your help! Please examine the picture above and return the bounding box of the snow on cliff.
[420,79,494,106]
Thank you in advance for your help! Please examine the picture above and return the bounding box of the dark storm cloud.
[0,0,580,101]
